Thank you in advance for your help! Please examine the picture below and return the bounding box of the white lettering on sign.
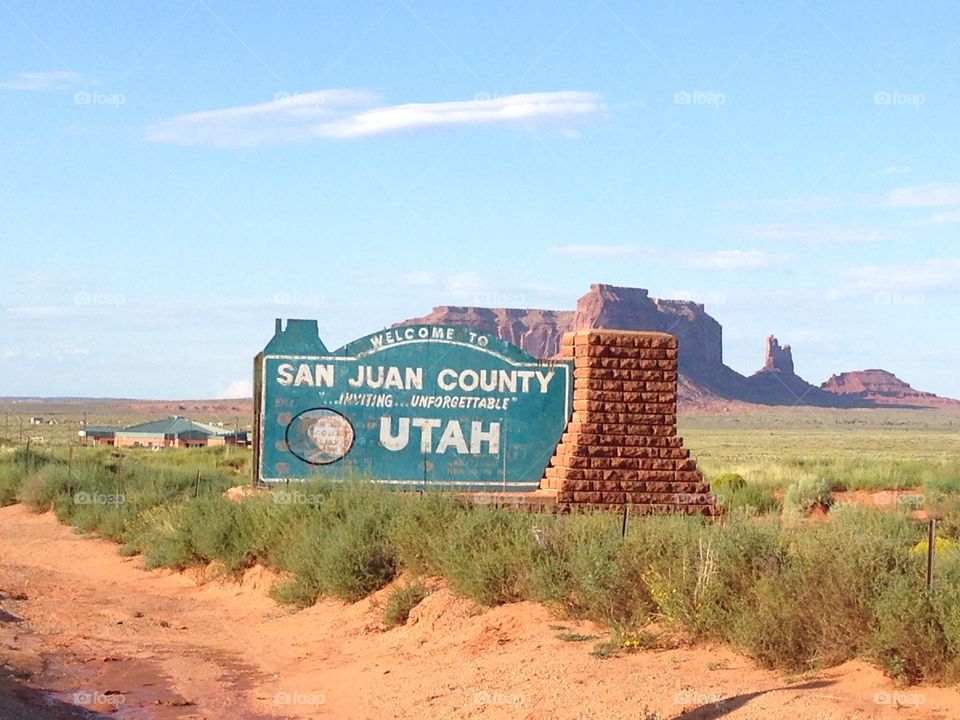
[436,368,555,393]
[276,363,335,387]
[411,418,441,453]
[379,417,501,455]
[409,395,511,410]
[370,326,455,349]
[347,365,424,390]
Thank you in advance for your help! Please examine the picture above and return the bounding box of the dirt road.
[0,504,956,719]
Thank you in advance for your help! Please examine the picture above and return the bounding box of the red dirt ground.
[0,504,957,719]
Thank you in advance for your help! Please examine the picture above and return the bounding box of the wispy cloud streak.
[148,90,604,147]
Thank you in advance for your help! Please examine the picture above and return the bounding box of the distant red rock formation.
[821,370,959,407]
[396,284,956,410]
[745,333,851,407]
[763,335,794,374]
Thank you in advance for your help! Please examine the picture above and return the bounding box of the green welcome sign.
[254,320,573,491]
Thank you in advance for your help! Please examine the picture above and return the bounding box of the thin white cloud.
[689,250,778,271]
[745,223,895,244]
[878,165,911,176]
[371,269,563,308]
[147,90,604,147]
[147,89,376,148]
[217,379,253,398]
[719,194,848,213]
[886,182,960,208]
[0,70,88,91]
[399,270,438,286]
[443,272,488,297]
[838,258,960,294]
[918,210,960,225]
[4,305,72,318]
[545,245,787,271]
[545,244,655,258]
[319,92,602,139]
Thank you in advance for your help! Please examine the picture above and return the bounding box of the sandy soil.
[0,505,957,720]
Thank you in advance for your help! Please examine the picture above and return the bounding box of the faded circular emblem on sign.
[285,408,355,465]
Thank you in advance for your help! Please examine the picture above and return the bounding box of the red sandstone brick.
[650,336,677,349]
[644,382,673,392]
[593,357,634,369]
[574,368,617,380]
[599,491,626,504]
[573,389,622,402]
[634,471,676,482]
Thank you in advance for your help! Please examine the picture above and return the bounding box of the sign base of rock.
[541,330,718,516]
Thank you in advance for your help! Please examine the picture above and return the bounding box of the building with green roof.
[79,416,241,448]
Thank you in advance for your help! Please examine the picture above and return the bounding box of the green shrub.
[0,463,25,505]
[18,465,72,512]
[175,497,254,572]
[710,472,746,500]
[387,491,467,575]
[870,570,960,682]
[11,445,53,472]
[272,482,398,605]
[782,476,834,518]
[529,512,651,628]
[382,581,428,627]
[127,505,194,570]
[433,507,536,606]
[922,475,960,495]
[731,507,915,670]
[720,484,779,515]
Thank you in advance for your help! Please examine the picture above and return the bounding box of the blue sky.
[1,0,959,399]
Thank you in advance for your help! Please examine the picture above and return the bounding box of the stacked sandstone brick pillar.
[542,330,718,516]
